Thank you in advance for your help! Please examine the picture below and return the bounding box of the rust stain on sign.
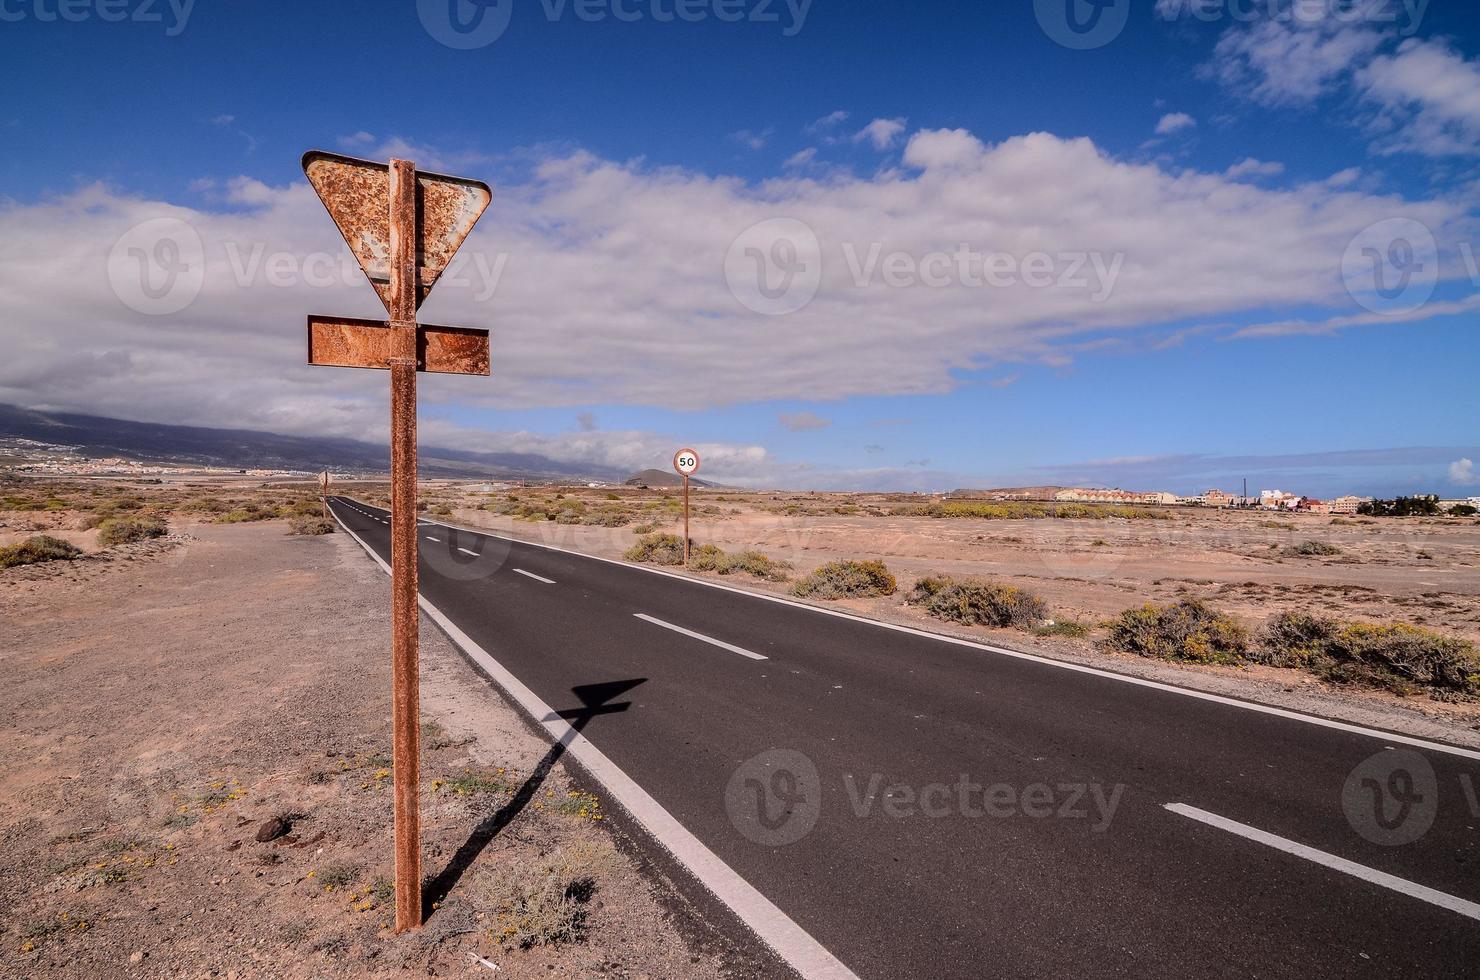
[307,314,490,376]
[302,150,492,313]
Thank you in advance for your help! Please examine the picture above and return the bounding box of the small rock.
[129,951,144,964]
[255,817,290,843]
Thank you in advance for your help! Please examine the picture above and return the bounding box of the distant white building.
[1195,489,1237,508]
[1259,490,1301,510]
[1328,495,1374,515]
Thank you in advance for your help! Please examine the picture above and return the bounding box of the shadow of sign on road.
[421,678,646,915]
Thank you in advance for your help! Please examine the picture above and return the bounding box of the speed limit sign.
[673,449,700,477]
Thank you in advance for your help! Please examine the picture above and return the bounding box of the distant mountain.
[624,468,717,489]
[0,403,625,482]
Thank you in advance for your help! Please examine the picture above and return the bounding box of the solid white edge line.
[326,502,859,980]
[1164,803,1480,922]
[513,568,557,585]
[634,613,769,662]
[341,499,1480,762]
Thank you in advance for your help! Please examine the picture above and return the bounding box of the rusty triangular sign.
[302,150,492,312]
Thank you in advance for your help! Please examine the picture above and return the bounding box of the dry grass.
[477,834,620,951]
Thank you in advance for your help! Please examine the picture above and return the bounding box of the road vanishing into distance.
[329,497,1480,979]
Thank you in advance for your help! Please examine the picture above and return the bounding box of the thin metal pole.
[683,475,691,565]
[387,157,422,933]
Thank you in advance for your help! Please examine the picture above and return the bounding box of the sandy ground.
[435,496,1480,744]
[0,522,738,979]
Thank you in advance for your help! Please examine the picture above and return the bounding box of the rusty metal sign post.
[673,449,700,564]
[302,150,492,933]
[320,471,331,519]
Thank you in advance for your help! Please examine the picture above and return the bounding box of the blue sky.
[1,0,1478,495]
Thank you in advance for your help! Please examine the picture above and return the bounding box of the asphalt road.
[329,497,1480,979]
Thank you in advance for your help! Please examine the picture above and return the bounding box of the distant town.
[957,485,1480,515]
[7,436,1480,514]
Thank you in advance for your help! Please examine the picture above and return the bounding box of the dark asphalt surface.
[330,497,1480,979]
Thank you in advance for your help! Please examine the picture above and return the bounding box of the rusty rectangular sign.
[307,314,490,376]
[302,150,492,313]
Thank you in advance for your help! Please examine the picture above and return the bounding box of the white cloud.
[1452,458,1478,486]
[1224,157,1284,180]
[1197,10,1480,157]
[1155,112,1197,135]
[1357,38,1480,156]
[783,147,818,169]
[854,117,907,150]
[0,129,1470,485]
[1206,15,1383,106]
[729,128,773,151]
[779,411,831,431]
[806,110,850,134]
[1229,294,1480,339]
[901,128,985,170]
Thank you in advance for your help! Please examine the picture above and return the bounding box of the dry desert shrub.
[907,576,1047,630]
[96,515,168,547]
[1103,600,1250,665]
[624,533,687,566]
[477,835,618,950]
[1256,611,1480,699]
[625,535,792,581]
[1283,540,1343,557]
[689,545,792,582]
[791,559,896,600]
[288,515,336,536]
[0,534,83,569]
